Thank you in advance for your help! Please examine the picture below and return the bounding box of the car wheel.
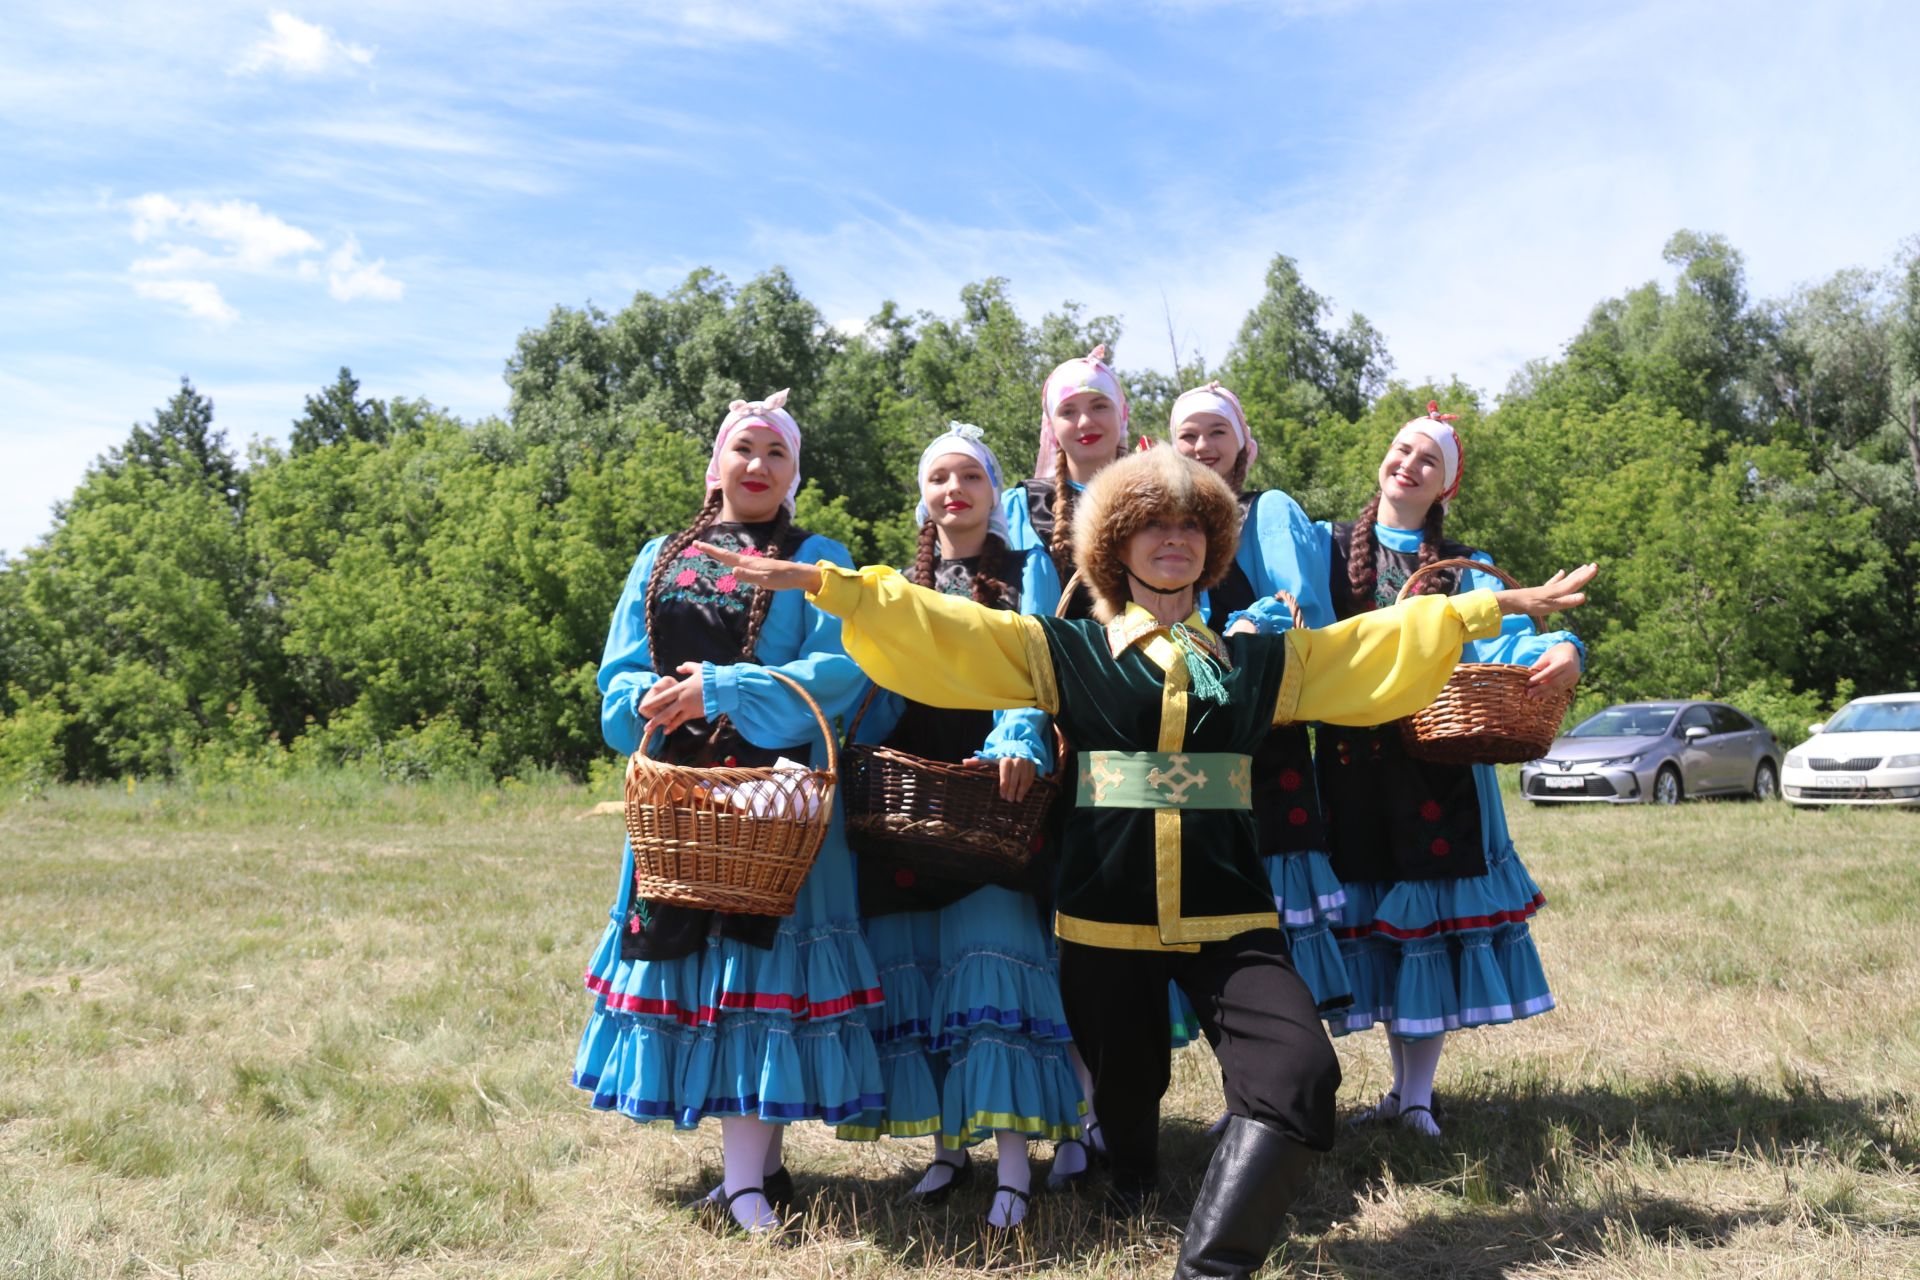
[1653,766,1683,806]
[1752,760,1779,802]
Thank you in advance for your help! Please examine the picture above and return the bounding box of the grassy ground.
[1,775,1916,1278]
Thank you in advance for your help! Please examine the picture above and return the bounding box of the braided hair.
[643,488,793,667]
[913,518,1015,609]
[1047,445,1077,583]
[1347,491,1452,612]
[1227,445,1250,495]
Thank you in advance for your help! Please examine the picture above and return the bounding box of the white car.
[1781,693,1920,808]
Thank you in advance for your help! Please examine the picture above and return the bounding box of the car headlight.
[1599,755,1641,767]
[1886,754,1920,770]
[1785,752,1805,769]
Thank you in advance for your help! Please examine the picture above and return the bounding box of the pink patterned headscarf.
[1168,380,1256,469]
[707,389,802,512]
[1399,400,1463,512]
[1034,344,1131,480]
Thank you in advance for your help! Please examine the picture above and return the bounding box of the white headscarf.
[1168,380,1256,469]
[1400,400,1462,511]
[916,422,1011,545]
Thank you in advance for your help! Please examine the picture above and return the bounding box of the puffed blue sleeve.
[700,534,871,752]
[1002,484,1042,553]
[1242,490,1337,628]
[977,545,1057,774]
[1224,592,1301,636]
[1459,554,1587,670]
[598,537,668,755]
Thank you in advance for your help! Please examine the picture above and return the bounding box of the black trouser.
[1058,928,1340,1190]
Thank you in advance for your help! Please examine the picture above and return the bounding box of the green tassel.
[1171,623,1230,703]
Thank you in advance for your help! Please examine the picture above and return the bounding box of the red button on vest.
[1419,800,1444,822]
[1429,837,1451,857]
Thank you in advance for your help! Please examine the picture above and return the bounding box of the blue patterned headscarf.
[915,422,1012,545]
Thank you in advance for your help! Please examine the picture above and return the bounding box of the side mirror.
[1683,725,1709,742]
[1807,722,1825,736]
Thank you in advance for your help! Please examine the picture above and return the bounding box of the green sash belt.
[1076,751,1253,810]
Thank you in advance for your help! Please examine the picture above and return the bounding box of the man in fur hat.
[698,449,1594,1277]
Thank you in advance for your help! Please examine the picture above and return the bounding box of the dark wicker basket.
[1394,557,1577,765]
[840,684,1062,886]
[624,669,836,916]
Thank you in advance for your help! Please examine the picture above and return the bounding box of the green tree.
[290,366,391,454]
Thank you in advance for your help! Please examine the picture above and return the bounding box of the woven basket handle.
[1055,572,1083,619]
[1270,588,1306,632]
[764,668,838,774]
[1394,555,1535,635]
[643,668,837,770]
[846,683,880,740]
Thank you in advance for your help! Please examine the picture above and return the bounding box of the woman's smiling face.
[1377,426,1447,511]
[1121,515,1207,593]
[921,451,994,540]
[1052,391,1124,472]
[716,425,795,522]
[1171,412,1240,480]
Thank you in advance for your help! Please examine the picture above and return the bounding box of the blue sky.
[3,0,1916,552]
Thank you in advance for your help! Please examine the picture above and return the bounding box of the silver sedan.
[1519,701,1782,805]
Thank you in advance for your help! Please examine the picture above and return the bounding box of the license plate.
[1824,776,1865,789]
[1543,776,1586,790]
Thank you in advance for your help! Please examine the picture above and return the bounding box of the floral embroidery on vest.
[658,530,766,612]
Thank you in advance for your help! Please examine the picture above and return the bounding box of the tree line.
[2,231,1916,785]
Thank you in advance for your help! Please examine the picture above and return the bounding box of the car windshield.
[1822,700,1920,733]
[1567,706,1678,738]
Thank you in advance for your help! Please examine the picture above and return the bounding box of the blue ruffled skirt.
[846,885,1083,1148]
[572,812,886,1130]
[1325,766,1553,1040]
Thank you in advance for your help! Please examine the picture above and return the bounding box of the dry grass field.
[2,776,1916,1278]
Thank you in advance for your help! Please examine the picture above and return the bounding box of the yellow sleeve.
[809,563,1059,714]
[1273,589,1503,726]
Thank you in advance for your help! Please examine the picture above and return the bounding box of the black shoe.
[1046,1138,1092,1191]
[1172,1114,1313,1279]
[906,1154,974,1206]
[687,1165,795,1215]
[986,1184,1032,1232]
[711,1184,785,1236]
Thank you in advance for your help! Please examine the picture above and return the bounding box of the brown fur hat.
[1070,447,1242,622]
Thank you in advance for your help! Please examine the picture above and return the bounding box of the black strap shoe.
[906,1153,974,1206]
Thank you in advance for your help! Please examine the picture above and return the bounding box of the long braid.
[644,489,725,657]
[736,504,793,661]
[1228,445,1250,494]
[911,518,940,588]
[972,534,1014,609]
[1048,445,1077,582]
[1406,501,1451,596]
[1348,491,1383,613]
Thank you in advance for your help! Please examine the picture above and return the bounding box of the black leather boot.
[1172,1114,1313,1278]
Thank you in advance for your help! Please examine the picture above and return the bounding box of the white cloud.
[132,278,238,325]
[326,236,405,302]
[122,193,402,319]
[128,194,322,271]
[235,11,373,78]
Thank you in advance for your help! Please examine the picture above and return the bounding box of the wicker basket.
[624,669,836,916]
[1394,557,1576,765]
[840,683,1062,886]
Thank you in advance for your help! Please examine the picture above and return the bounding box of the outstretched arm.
[696,544,1054,714]
[1276,563,1596,726]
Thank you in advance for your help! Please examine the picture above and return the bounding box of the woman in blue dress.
[1002,343,1134,621]
[998,344,1134,1176]
[845,424,1082,1229]
[1314,405,1585,1137]
[570,390,885,1231]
